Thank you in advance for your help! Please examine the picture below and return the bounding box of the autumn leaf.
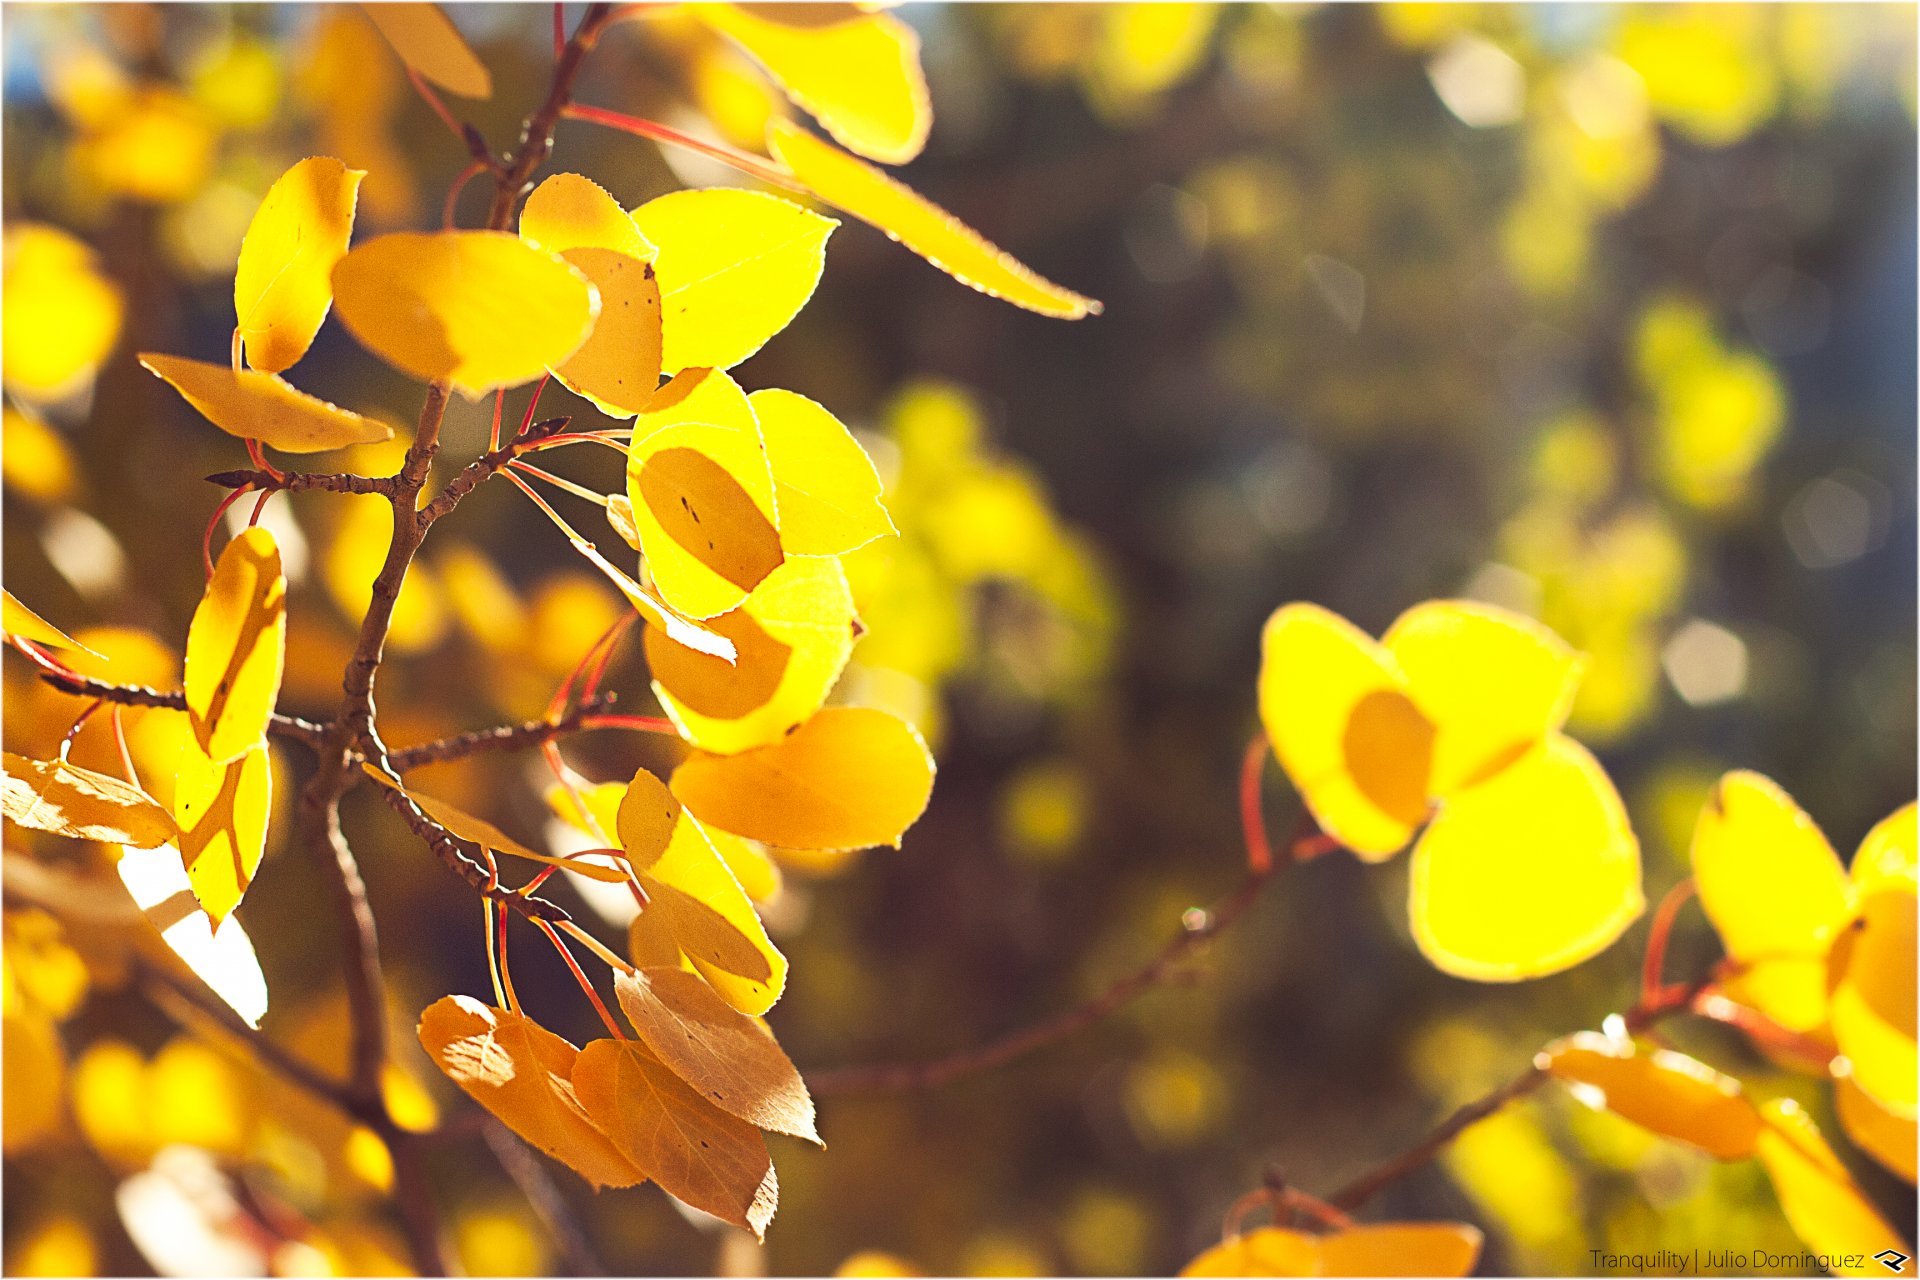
[116,843,270,1029]
[572,1037,778,1238]
[1834,1069,1916,1183]
[362,766,631,882]
[753,388,895,556]
[173,741,271,923]
[1538,1031,1761,1159]
[1181,1222,1483,1278]
[140,354,395,452]
[634,812,788,1016]
[615,767,680,871]
[1753,1099,1907,1274]
[184,527,286,765]
[233,157,364,374]
[1,590,101,657]
[361,3,491,98]
[521,174,657,261]
[2,753,176,848]
[418,995,643,1190]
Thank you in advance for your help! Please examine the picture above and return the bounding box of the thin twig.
[34,669,329,748]
[206,468,397,497]
[482,1120,607,1275]
[1326,1067,1551,1213]
[386,693,617,770]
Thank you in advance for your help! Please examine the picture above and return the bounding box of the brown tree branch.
[205,468,398,498]
[386,692,616,771]
[34,669,329,749]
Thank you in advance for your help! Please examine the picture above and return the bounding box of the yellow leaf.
[1257,603,1430,860]
[361,3,491,98]
[626,368,784,619]
[184,527,286,764]
[616,768,679,870]
[696,4,930,164]
[1180,1228,1319,1277]
[1315,1224,1484,1277]
[520,173,656,261]
[331,231,598,397]
[116,843,270,1029]
[2,590,101,657]
[139,353,395,453]
[1829,879,1917,1120]
[174,741,271,923]
[671,706,934,851]
[1382,601,1583,795]
[361,766,630,883]
[1852,802,1917,895]
[636,812,787,1015]
[611,966,817,1143]
[753,388,895,555]
[1836,1069,1917,1184]
[631,188,835,373]
[2,753,175,848]
[1539,1031,1761,1159]
[1409,734,1643,981]
[1690,771,1852,1035]
[556,531,736,660]
[606,494,640,550]
[1754,1099,1907,1274]
[552,249,663,418]
[417,995,643,1189]
[233,157,364,374]
[572,1037,777,1238]
[3,223,123,403]
[769,119,1101,320]
[646,556,858,754]
[711,826,782,904]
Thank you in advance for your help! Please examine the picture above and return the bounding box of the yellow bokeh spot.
[3,224,124,402]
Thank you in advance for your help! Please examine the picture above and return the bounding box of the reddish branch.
[386,693,616,770]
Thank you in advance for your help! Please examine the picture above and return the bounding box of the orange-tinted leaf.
[572,1037,776,1237]
[361,3,491,98]
[2,753,175,848]
[184,527,286,764]
[234,157,364,374]
[140,354,394,452]
[1828,880,1917,1120]
[697,4,929,164]
[1540,1031,1761,1159]
[417,996,642,1189]
[549,249,662,418]
[612,966,818,1143]
[1754,1098,1907,1274]
[769,119,1100,319]
[2,591,101,656]
[670,706,934,850]
[520,174,656,261]
[1835,1069,1917,1183]
[617,768,679,870]
[331,232,598,397]
[1180,1229,1318,1278]
[361,766,630,882]
[174,741,270,923]
[1315,1223,1483,1277]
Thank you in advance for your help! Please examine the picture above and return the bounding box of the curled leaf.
[2,753,176,848]
[140,354,394,453]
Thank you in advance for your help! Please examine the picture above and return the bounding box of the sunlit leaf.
[1382,600,1583,795]
[647,556,858,754]
[1690,771,1852,1035]
[753,387,895,555]
[1754,1098,1907,1274]
[1314,1223,1484,1277]
[616,767,679,870]
[361,3,491,98]
[174,741,271,923]
[184,527,286,764]
[549,249,663,418]
[233,156,364,374]
[606,494,640,549]
[697,4,930,164]
[631,188,835,373]
[331,231,598,397]
[417,995,643,1189]
[3,753,176,848]
[116,843,269,1028]
[1539,1031,1761,1159]
[361,766,631,882]
[1835,1069,1916,1183]
[1851,802,1917,896]
[1409,734,1642,981]
[139,353,395,452]
[671,706,935,850]
[710,825,781,904]
[520,173,656,261]
[1257,603,1430,860]
[634,812,787,1015]
[612,966,818,1143]
[2,590,101,657]
[626,368,784,619]
[769,119,1101,319]
[572,1037,777,1238]
[1828,879,1917,1120]
[1180,1228,1318,1278]
[557,531,736,660]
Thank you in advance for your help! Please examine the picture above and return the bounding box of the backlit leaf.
[572,1038,776,1238]
[2,590,101,656]
[1257,603,1430,860]
[617,768,679,870]
[418,995,643,1189]
[1409,734,1642,981]
[558,533,736,660]
[1690,771,1852,1035]
[1314,1224,1484,1277]
[117,843,269,1028]
[184,527,286,764]
[331,231,598,397]
[1382,600,1582,795]
[547,249,663,418]
[1754,1098,1906,1274]
[1851,802,1917,895]
[1835,1070,1916,1183]
[697,4,930,163]
[671,706,935,850]
[234,157,364,374]
[1828,879,1917,1120]
[361,766,630,883]
[769,119,1101,320]
[2,753,176,848]
[635,812,787,1015]
[753,388,895,555]
[140,353,394,452]
[361,3,491,98]
[647,556,858,754]
[612,966,817,1143]
[631,188,835,373]
[1180,1228,1318,1277]
[1539,1031,1761,1159]
[626,367,784,619]
[174,741,270,923]
[520,173,656,261]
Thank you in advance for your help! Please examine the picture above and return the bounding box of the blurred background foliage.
[2,3,1915,1276]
